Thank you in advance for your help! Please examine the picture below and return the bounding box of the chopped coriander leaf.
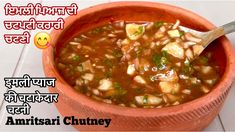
[105,71,112,78]
[161,57,168,64]
[148,75,154,82]
[134,26,144,36]
[143,95,148,104]
[117,88,127,96]
[113,49,123,58]
[112,82,127,98]
[139,26,144,33]
[136,47,143,57]
[158,64,166,70]
[152,54,162,64]
[154,21,164,28]
[184,59,190,66]
[182,61,194,75]
[91,28,103,34]
[72,55,80,61]
[113,82,122,89]
[179,30,185,36]
[162,50,168,58]
[157,57,168,70]
[104,58,113,68]
[182,59,195,75]
[152,53,168,70]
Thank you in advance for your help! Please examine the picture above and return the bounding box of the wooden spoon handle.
[221,21,235,34]
[202,21,235,47]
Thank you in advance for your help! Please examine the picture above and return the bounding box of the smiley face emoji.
[34,32,51,49]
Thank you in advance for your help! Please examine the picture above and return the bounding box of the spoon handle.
[221,21,235,34]
[202,21,235,47]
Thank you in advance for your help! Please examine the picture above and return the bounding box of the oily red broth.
[55,20,220,108]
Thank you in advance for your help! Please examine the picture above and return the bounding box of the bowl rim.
[43,1,235,117]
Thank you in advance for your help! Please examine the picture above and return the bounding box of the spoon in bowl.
[179,21,235,59]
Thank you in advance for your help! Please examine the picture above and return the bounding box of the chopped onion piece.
[159,82,180,94]
[179,74,189,79]
[162,42,184,59]
[113,21,125,28]
[81,34,89,39]
[82,73,94,81]
[161,39,170,45]
[133,75,146,84]
[96,65,105,69]
[121,38,131,45]
[105,54,115,59]
[98,79,113,91]
[159,26,166,32]
[91,95,102,101]
[201,66,213,74]
[92,89,100,96]
[190,77,201,84]
[172,101,180,105]
[165,94,180,103]
[108,33,117,37]
[146,22,154,30]
[103,99,112,104]
[175,62,182,67]
[97,37,108,42]
[167,29,181,38]
[135,94,162,105]
[119,104,125,107]
[172,20,180,29]
[130,103,137,108]
[83,45,93,51]
[75,79,83,86]
[204,79,217,86]
[127,64,136,76]
[69,41,81,45]
[185,48,194,60]
[182,89,191,95]
[154,32,164,39]
[184,41,197,46]
[201,85,210,93]
[81,60,94,73]
[126,23,145,40]
[142,34,149,40]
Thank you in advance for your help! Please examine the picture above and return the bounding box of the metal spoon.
[180,21,235,57]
